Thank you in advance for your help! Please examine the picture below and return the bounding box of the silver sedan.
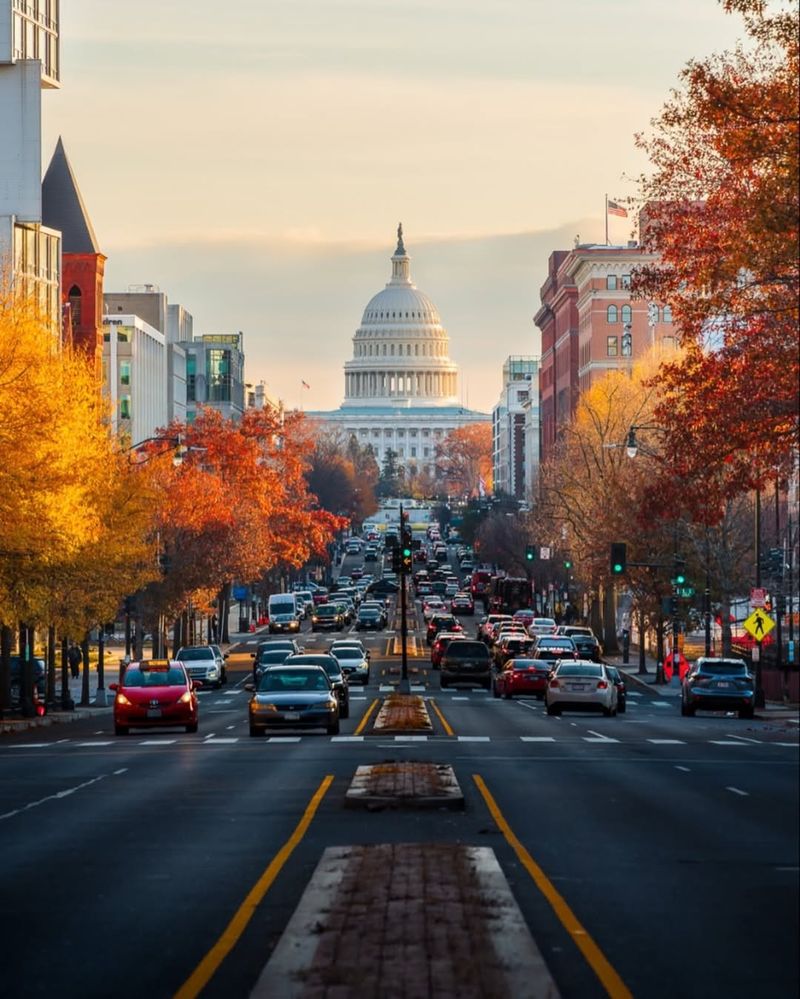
[545,660,618,716]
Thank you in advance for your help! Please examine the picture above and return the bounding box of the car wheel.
[340,702,350,720]
[327,719,341,735]
[739,707,755,719]
[185,722,198,734]
[617,702,626,714]
[440,679,448,690]
[503,688,512,700]
[546,703,560,716]
[221,669,228,685]
[249,725,264,737]
[492,681,500,699]
[681,700,695,717]
[114,724,129,736]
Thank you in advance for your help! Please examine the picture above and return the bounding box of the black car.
[254,648,292,680]
[9,654,47,711]
[355,607,383,631]
[284,654,350,718]
[245,665,340,736]
[681,657,754,718]
[366,579,399,598]
[555,627,603,661]
[439,639,493,690]
[603,664,627,713]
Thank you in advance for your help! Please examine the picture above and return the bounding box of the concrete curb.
[251,844,560,999]
[0,706,112,735]
[344,763,465,810]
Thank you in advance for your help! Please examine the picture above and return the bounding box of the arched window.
[662,305,673,323]
[406,344,411,355]
[68,284,82,327]
[621,304,632,324]
[382,344,387,356]
[390,344,395,355]
[607,305,618,324]
[414,344,419,356]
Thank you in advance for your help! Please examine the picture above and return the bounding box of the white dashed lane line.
[726,786,749,796]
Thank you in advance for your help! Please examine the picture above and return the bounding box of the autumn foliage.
[435,423,493,497]
[634,0,799,515]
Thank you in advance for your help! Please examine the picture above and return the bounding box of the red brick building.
[534,242,676,463]
[42,137,106,376]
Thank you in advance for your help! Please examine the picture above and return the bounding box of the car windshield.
[359,610,380,618]
[511,659,537,670]
[445,642,489,659]
[332,648,362,660]
[270,601,295,615]
[258,670,330,692]
[177,648,213,660]
[288,656,342,676]
[539,638,574,648]
[700,661,748,675]
[316,606,338,616]
[123,668,186,687]
[258,651,290,665]
[556,664,604,677]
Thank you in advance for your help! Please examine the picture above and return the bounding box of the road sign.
[750,587,767,608]
[539,546,551,560]
[742,609,776,641]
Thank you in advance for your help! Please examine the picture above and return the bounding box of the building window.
[186,354,196,402]
[423,446,429,458]
[391,344,395,355]
[410,446,417,458]
[397,447,404,458]
[119,360,131,386]
[662,305,673,323]
[662,335,677,350]
[621,274,631,289]
[414,344,418,356]
[120,395,132,420]
[397,430,405,438]
[607,336,618,356]
[607,305,618,324]
[207,349,233,402]
[68,285,82,327]
[606,275,618,290]
[621,304,632,324]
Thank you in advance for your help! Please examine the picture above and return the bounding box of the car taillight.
[549,678,560,688]
[597,680,608,689]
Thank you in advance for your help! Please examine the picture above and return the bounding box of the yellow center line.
[174,775,334,999]
[428,698,454,736]
[354,698,379,735]
[472,774,633,999]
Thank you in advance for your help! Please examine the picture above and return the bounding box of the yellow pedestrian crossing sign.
[742,609,775,640]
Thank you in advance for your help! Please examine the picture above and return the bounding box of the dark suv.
[440,639,492,690]
[555,627,602,661]
[9,655,47,711]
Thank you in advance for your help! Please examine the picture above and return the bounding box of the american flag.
[607,200,628,218]
[301,380,310,389]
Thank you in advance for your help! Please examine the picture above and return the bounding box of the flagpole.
[605,193,609,246]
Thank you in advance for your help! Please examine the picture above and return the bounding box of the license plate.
[715,681,732,689]
[282,711,300,721]
[146,708,162,718]
[568,684,588,691]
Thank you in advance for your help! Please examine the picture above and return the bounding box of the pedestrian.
[68,643,82,679]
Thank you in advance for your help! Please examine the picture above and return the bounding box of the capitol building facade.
[309,226,488,479]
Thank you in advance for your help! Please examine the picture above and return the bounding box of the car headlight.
[178,691,192,705]
[208,666,219,677]
[327,699,338,711]
[251,702,278,713]
[115,693,132,707]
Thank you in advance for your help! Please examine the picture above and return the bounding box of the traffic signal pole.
[398,504,409,693]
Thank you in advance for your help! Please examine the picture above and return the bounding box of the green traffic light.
[675,573,686,585]
[564,560,572,569]
[612,563,623,574]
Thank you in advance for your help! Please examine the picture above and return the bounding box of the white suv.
[175,646,226,689]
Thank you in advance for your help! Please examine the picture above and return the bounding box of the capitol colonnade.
[345,370,458,400]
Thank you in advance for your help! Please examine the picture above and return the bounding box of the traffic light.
[669,595,679,616]
[610,543,626,575]
[391,543,401,574]
[563,558,573,570]
[673,556,686,586]
[525,544,536,562]
[401,529,413,574]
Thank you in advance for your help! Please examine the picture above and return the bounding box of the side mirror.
[109,682,118,691]
[193,680,204,689]
[223,652,229,659]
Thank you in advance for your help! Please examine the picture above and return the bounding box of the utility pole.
[398,504,410,693]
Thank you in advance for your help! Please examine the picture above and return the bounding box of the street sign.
[539,546,551,560]
[742,609,776,641]
[750,587,767,608]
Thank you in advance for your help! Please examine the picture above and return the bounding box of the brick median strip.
[345,763,465,811]
[251,843,560,999]
[373,694,433,733]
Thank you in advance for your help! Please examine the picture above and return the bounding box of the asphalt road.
[1,552,797,998]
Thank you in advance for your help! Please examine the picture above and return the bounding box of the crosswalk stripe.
[203,738,238,744]
[75,741,113,747]
[331,736,364,742]
[583,737,620,743]
[520,736,555,742]
[266,737,301,743]
[648,739,685,745]
[457,736,490,742]
[709,740,746,746]
[139,740,176,746]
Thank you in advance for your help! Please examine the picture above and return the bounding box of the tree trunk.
[219,582,232,643]
[47,625,57,708]
[0,624,12,717]
[638,605,648,674]
[656,616,665,668]
[590,593,602,639]
[80,634,91,707]
[602,585,619,655]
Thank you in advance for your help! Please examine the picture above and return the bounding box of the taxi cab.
[110,659,201,735]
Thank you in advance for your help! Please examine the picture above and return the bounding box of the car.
[330,638,369,658]
[311,588,330,605]
[493,623,529,647]
[293,591,316,618]
[416,581,433,598]
[110,659,200,735]
[174,645,225,688]
[208,644,229,684]
[355,607,384,631]
[254,648,293,679]
[477,614,513,644]
[529,645,577,674]
[8,655,47,714]
[311,604,346,631]
[493,635,535,668]
[603,664,627,713]
[366,579,399,599]
[267,593,302,633]
[529,617,558,636]
[555,626,603,661]
[422,597,447,621]
[430,632,463,670]
[451,593,475,615]
[350,567,364,581]
[426,613,463,645]
[512,609,536,627]
[545,660,618,716]
[439,639,493,690]
[284,653,350,718]
[330,645,370,685]
[252,638,303,661]
[533,635,579,660]
[246,665,340,736]
[364,547,378,563]
[681,657,754,718]
[493,657,552,700]
[444,582,459,598]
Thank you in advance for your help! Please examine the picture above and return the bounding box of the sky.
[42,0,748,413]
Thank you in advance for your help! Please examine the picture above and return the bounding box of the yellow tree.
[435,423,493,497]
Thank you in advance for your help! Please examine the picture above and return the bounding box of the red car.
[430,632,464,669]
[493,657,552,700]
[426,614,462,645]
[110,659,201,735]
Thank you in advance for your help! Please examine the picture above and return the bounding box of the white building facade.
[309,227,488,478]
[0,0,61,336]
[102,314,169,445]
[492,355,539,500]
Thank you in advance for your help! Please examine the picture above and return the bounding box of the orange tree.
[634,0,799,516]
[435,423,493,498]
[134,408,344,646]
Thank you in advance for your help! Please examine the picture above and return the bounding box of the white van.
[268,592,301,634]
